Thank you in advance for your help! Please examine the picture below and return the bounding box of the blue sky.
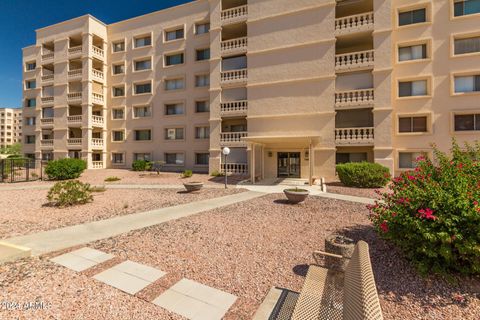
[0,0,192,109]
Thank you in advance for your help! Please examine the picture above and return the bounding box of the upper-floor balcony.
[335,50,374,72]
[67,92,82,102]
[91,138,104,149]
[335,89,374,109]
[92,92,104,105]
[40,139,54,147]
[41,96,54,104]
[91,46,104,60]
[220,100,248,117]
[68,45,83,56]
[220,131,248,146]
[221,37,247,56]
[41,74,54,83]
[67,115,82,124]
[91,69,104,82]
[335,12,374,36]
[221,68,247,86]
[41,51,54,61]
[68,68,83,79]
[221,5,248,25]
[67,138,82,146]
[92,115,104,127]
[40,118,54,126]
[335,127,374,146]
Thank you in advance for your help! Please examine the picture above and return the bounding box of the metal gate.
[0,158,44,183]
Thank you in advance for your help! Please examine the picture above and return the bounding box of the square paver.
[50,247,114,272]
[153,278,237,320]
[93,260,166,295]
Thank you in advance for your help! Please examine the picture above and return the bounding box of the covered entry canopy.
[242,135,322,185]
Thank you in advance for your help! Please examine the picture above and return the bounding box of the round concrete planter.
[183,182,204,192]
[283,188,310,204]
[324,234,355,271]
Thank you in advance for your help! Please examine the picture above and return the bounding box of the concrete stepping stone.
[93,260,166,295]
[49,247,113,272]
[153,278,237,320]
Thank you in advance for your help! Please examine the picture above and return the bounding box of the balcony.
[220,131,247,146]
[41,74,54,83]
[41,96,54,104]
[335,12,374,36]
[221,37,247,56]
[221,69,247,86]
[92,115,104,127]
[335,89,374,109]
[42,52,54,61]
[40,139,53,147]
[221,5,248,25]
[91,69,104,82]
[91,138,104,148]
[67,92,82,102]
[68,69,82,79]
[220,100,248,117]
[91,46,104,60]
[335,50,374,72]
[92,161,103,169]
[40,118,54,126]
[221,163,248,175]
[67,138,82,146]
[67,115,82,124]
[335,127,374,146]
[92,93,104,105]
[68,45,83,56]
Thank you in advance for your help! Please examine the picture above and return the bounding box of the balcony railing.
[335,12,374,35]
[221,163,248,175]
[68,45,83,55]
[40,118,54,125]
[220,100,248,116]
[67,115,82,123]
[41,96,54,104]
[67,138,82,145]
[42,52,54,61]
[91,69,104,80]
[92,161,103,169]
[91,138,104,148]
[92,115,104,126]
[220,131,247,146]
[221,5,248,24]
[335,50,374,71]
[40,139,53,146]
[91,46,104,59]
[67,92,82,102]
[221,69,247,85]
[335,127,374,145]
[92,92,104,104]
[221,37,248,55]
[68,69,82,78]
[335,89,374,108]
[41,74,54,82]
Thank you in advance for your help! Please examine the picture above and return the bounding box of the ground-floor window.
[398,152,423,169]
[336,153,368,164]
[112,153,124,164]
[42,152,53,161]
[195,153,209,165]
[68,151,81,159]
[133,153,151,161]
[165,153,184,165]
[92,153,102,161]
[25,153,35,160]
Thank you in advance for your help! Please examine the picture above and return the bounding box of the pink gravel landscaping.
[1,194,478,319]
[326,180,389,199]
[0,187,245,239]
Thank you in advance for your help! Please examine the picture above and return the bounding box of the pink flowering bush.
[369,140,480,275]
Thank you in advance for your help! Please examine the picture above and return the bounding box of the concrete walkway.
[4,190,265,256]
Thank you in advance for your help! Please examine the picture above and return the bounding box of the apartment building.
[0,108,22,149]
[22,0,480,180]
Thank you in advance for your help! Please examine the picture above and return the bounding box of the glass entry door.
[277,152,301,178]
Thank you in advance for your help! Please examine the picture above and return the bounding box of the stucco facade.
[22,0,480,179]
[0,108,22,149]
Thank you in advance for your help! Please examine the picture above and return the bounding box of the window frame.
[396,113,431,135]
[195,100,210,113]
[133,81,153,96]
[194,22,210,35]
[111,107,125,120]
[133,104,153,119]
[112,62,126,75]
[396,39,431,64]
[452,0,480,19]
[451,31,480,57]
[452,111,480,133]
[133,34,153,49]
[133,57,152,72]
[194,152,210,166]
[194,126,210,139]
[25,61,36,71]
[451,71,480,95]
[397,77,431,99]
[164,26,185,42]
[164,127,185,141]
[112,39,126,53]
[164,102,185,116]
[111,130,125,142]
[111,152,125,165]
[195,48,211,61]
[112,85,126,98]
[195,74,210,88]
[396,2,431,28]
[164,77,185,91]
[133,129,152,141]
[164,152,185,166]
[164,51,185,67]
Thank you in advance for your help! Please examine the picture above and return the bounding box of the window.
[42,152,53,161]
[134,129,151,141]
[399,80,428,97]
[454,114,480,131]
[112,131,124,141]
[165,53,184,66]
[26,98,36,108]
[134,58,152,71]
[196,48,210,61]
[195,101,209,113]
[398,44,427,61]
[25,117,36,126]
[165,28,184,41]
[112,153,124,164]
[195,22,210,35]
[454,75,480,93]
[454,0,480,17]
[112,108,124,119]
[195,126,210,139]
[165,128,184,140]
[165,153,184,165]
[165,78,185,91]
[134,106,152,118]
[195,74,210,87]
[133,153,151,161]
[134,36,151,48]
[454,36,480,55]
[113,86,125,97]
[399,152,423,169]
[165,103,184,115]
[134,83,152,95]
[26,62,36,71]
[399,116,428,133]
[113,41,125,52]
[398,8,426,26]
[335,153,368,164]
[26,80,36,89]
[42,107,54,118]
[195,153,209,165]
[25,135,35,144]
[113,64,125,75]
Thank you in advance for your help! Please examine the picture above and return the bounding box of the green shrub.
[368,140,480,275]
[104,176,121,182]
[182,170,193,178]
[89,185,106,193]
[45,158,87,180]
[336,162,390,188]
[210,170,224,177]
[47,180,93,207]
[132,160,152,171]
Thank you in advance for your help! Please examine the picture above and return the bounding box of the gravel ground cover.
[0,188,245,239]
[325,180,389,199]
[2,194,478,319]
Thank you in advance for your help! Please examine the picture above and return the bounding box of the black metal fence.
[0,158,45,183]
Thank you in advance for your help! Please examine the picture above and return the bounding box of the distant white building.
[0,108,22,149]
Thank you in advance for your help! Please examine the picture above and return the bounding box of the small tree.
[0,143,22,156]
[45,158,87,180]
[47,180,93,207]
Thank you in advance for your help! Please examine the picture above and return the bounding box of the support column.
[250,143,256,184]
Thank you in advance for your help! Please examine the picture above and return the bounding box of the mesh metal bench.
[291,240,383,320]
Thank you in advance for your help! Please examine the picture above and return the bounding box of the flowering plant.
[369,140,480,275]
